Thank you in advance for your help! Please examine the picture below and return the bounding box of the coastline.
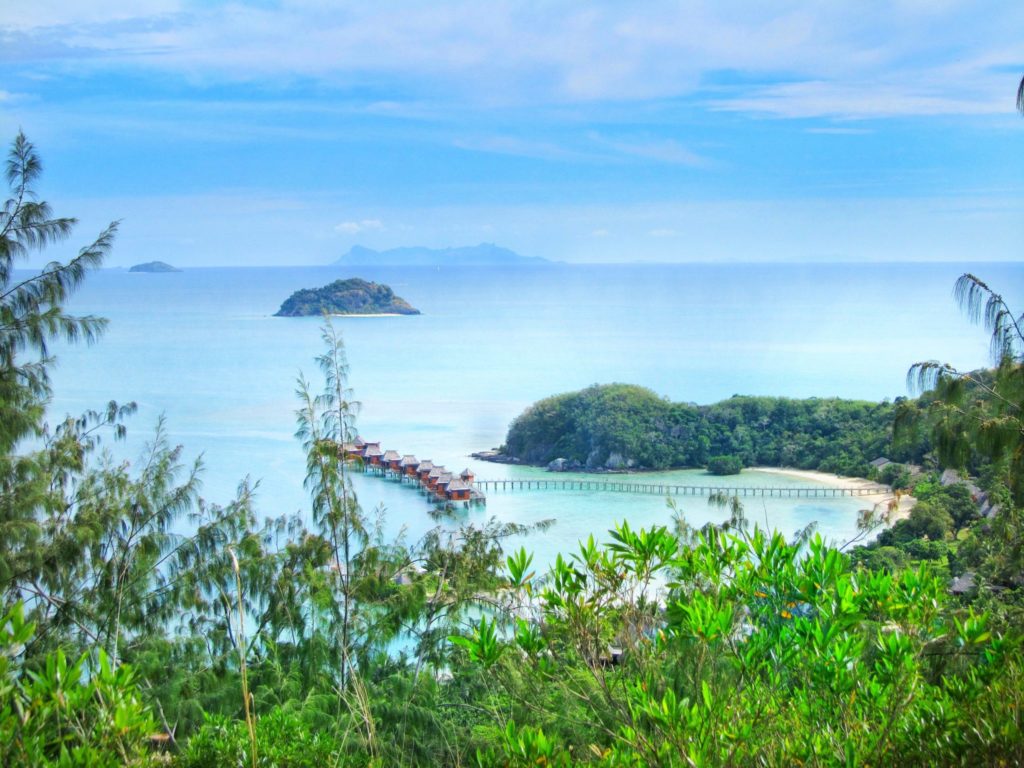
[751,466,916,521]
[329,312,405,317]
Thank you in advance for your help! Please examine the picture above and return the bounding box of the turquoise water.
[41,262,1024,565]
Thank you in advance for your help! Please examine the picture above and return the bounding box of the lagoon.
[43,261,1024,565]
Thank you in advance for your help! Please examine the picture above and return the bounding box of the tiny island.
[129,261,181,273]
[274,277,420,317]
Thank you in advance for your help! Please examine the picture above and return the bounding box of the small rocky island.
[129,261,181,273]
[275,278,420,317]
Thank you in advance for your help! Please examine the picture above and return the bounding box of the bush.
[0,604,159,768]
[180,709,343,768]
[706,455,743,475]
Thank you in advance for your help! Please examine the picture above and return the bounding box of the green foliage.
[503,383,907,473]
[0,603,159,767]
[274,278,420,317]
[452,523,1024,766]
[449,616,503,667]
[876,461,912,490]
[0,132,116,454]
[706,455,742,475]
[179,710,343,768]
[903,274,1024,504]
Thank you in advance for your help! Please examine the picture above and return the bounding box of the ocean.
[41,261,1024,567]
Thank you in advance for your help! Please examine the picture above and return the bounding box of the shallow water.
[41,261,1023,566]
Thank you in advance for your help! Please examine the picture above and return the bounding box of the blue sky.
[2,1,1023,266]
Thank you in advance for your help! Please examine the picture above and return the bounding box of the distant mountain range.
[334,243,550,267]
[129,261,181,273]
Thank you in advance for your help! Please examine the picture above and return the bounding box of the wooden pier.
[471,479,889,498]
[341,436,889,505]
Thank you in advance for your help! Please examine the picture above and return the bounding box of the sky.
[2,1,1023,266]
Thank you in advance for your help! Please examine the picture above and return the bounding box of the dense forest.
[2,134,1024,766]
[502,384,919,477]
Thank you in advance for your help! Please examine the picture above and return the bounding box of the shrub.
[706,455,743,475]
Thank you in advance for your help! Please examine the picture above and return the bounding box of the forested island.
[274,277,420,316]
[129,260,181,272]
[494,383,920,476]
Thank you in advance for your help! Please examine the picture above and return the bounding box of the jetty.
[337,439,888,505]
[341,437,486,507]
[471,478,889,498]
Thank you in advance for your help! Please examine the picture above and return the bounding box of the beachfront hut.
[446,478,472,502]
[459,468,475,484]
[383,450,402,472]
[400,455,419,478]
[341,441,362,460]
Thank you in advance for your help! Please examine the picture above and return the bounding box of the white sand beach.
[752,466,916,522]
[328,313,405,318]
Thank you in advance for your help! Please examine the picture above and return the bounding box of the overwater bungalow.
[363,442,384,468]
[399,455,419,479]
[416,460,434,484]
[426,466,446,491]
[446,478,472,502]
[435,472,454,499]
[383,450,402,473]
[340,441,485,507]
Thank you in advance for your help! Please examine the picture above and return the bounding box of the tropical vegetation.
[502,383,913,476]
[1,124,1023,767]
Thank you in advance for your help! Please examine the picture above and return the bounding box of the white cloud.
[804,126,873,135]
[4,2,1022,118]
[592,134,709,167]
[453,135,578,161]
[649,228,677,238]
[591,228,609,237]
[334,219,384,234]
[712,80,1010,120]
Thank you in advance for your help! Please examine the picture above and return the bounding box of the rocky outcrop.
[275,278,420,317]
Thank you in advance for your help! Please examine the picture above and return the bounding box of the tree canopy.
[503,383,912,476]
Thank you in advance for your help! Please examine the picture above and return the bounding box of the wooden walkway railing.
[472,479,889,498]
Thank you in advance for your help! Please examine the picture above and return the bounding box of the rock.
[950,572,976,595]
[547,458,569,472]
[606,452,625,470]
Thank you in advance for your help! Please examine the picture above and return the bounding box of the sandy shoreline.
[328,312,405,318]
[751,466,916,521]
